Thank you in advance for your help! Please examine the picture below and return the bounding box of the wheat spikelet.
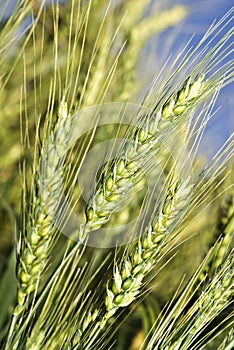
[70,102,234,348]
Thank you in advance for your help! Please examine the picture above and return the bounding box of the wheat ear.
[214,192,234,269]
[71,176,192,348]
[194,251,233,328]
[82,76,205,239]
[199,190,234,285]
[69,75,207,346]
[217,328,234,350]
[170,250,234,350]
[14,100,70,315]
[103,178,192,318]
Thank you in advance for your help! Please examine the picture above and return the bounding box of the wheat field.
[0,1,233,349]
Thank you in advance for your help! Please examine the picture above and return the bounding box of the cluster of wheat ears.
[0,1,233,349]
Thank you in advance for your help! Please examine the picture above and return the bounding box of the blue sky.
[138,0,234,161]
